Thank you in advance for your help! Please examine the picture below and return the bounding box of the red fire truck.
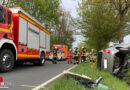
[0,5,50,72]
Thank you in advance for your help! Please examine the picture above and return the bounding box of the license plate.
[104,59,107,69]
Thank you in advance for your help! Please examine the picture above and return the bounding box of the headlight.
[58,55,61,59]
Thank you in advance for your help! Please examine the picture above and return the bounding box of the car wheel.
[113,57,121,74]
[0,49,14,72]
[114,57,121,69]
[123,53,130,72]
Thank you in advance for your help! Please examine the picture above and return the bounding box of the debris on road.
[64,71,110,89]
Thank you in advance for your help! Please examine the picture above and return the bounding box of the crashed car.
[97,43,130,76]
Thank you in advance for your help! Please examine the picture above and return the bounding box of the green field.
[46,62,130,90]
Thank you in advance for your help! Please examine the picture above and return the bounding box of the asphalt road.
[0,60,73,90]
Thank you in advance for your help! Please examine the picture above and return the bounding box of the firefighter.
[67,49,73,64]
[74,47,79,64]
[52,47,58,64]
[86,51,90,61]
[81,47,87,62]
[90,49,95,62]
[77,51,81,64]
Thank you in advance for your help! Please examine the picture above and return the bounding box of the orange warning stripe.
[18,54,40,58]
[0,22,14,33]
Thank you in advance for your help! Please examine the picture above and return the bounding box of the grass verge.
[46,62,129,90]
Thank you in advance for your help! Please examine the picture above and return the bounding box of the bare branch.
[119,0,122,13]
[111,0,120,11]
[6,0,9,7]
[125,0,130,7]
[2,0,5,5]
[122,4,129,15]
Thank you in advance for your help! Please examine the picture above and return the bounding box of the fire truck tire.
[39,52,45,66]
[0,49,14,72]
[33,52,45,66]
[61,57,63,61]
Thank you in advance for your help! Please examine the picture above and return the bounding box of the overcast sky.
[61,0,80,18]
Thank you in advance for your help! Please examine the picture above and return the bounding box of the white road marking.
[32,65,78,90]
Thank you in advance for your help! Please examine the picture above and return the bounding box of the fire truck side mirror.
[0,6,3,10]
[0,13,3,22]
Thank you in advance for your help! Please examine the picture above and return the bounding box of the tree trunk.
[97,45,102,54]
[119,14,125,43]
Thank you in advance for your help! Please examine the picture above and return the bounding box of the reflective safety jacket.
[81,50,86,56]
[74,50,79,57]
[68,51,73,57]
[53,49,58,57]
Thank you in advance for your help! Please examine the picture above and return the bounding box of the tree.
[77,0,119,51]
[77,42,92,52]
[51,7,74,49]
[7,0,60,30]
[111,0,130,43]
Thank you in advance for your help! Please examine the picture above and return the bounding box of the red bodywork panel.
[12,13,40,59]
[12,13,19,48]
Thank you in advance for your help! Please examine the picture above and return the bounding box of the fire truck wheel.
[0,49,14,72]
[33,53,45,66]
[61,57,63,61]
[39,52,45,66]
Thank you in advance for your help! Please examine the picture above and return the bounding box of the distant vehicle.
[0,5,50,72]
[48,45,68,60]
[97,43,130,76]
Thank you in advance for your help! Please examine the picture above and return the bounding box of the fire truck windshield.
[58,49,63,53]
[0,6,5,24]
